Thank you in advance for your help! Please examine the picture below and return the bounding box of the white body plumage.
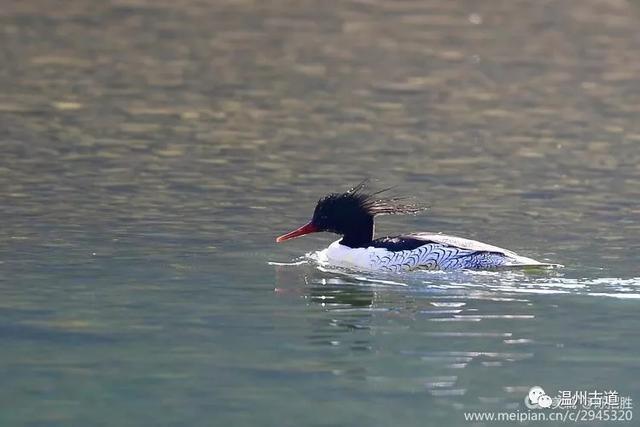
[316,233,550,272]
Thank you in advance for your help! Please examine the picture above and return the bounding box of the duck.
[276,181,556,272]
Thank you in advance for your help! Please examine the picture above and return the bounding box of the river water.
[1,0,639,426]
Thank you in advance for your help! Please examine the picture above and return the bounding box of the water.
[1,0,639,425]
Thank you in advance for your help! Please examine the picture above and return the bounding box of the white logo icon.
[525,386,553,409]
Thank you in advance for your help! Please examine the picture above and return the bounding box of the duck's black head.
[276,181,425,248]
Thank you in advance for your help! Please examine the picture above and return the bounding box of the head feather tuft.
[345,180,427,216]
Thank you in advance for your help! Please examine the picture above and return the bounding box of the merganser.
[276,181,556,272]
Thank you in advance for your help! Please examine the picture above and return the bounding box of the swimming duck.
[276,182,555,272]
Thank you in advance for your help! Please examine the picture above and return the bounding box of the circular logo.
[538,394,553,408]
[525,386,551,409]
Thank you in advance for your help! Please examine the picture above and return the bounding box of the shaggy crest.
[277,179,428,247]
[336,179,426,216]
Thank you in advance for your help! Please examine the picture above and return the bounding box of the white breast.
[315,240,374,270]
[318,239,413,272]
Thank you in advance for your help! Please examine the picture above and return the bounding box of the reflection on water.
[1,0,639,425]
[273,263,640,423]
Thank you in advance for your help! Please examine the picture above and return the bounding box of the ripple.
[284,258,640,300]
[428,388,467,397]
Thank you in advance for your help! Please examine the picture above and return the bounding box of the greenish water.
[1,0,639,426]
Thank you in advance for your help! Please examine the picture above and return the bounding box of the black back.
[371,236,428,251]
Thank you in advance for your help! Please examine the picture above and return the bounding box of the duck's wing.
[401,232,520,257]
[375,232,559,268]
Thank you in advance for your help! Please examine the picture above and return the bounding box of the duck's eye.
[315,215,329,225]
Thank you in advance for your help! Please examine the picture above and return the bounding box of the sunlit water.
[1,0,639,426]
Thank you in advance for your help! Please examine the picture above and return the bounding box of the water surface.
[1,0,639,426]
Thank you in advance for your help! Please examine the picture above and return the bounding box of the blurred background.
[1,0,639,426]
